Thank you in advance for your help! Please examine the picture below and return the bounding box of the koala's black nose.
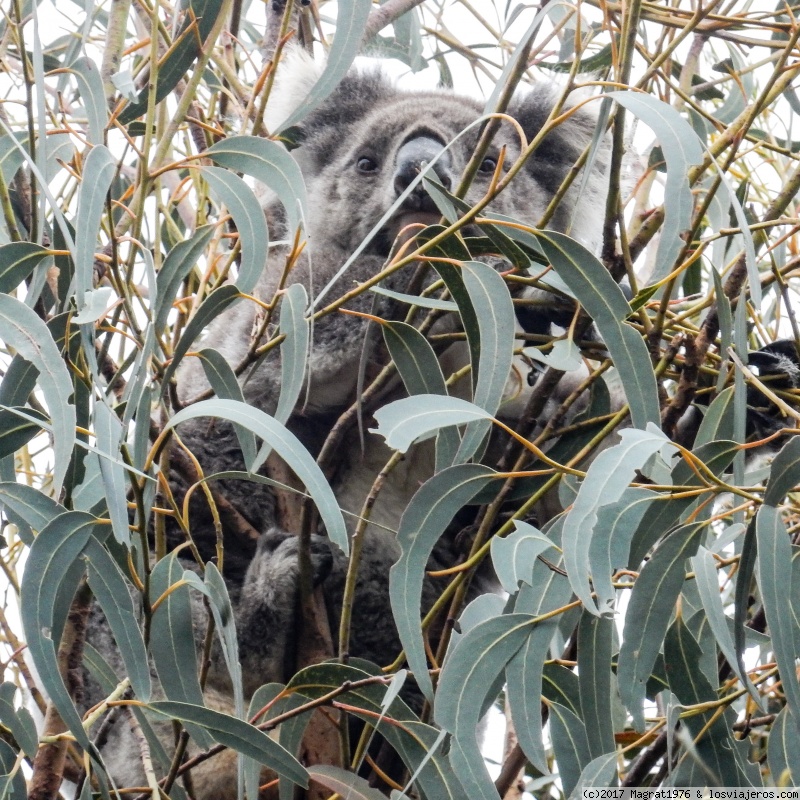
[393,136,453,211]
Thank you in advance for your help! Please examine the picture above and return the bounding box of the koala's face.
[277,65,609,260]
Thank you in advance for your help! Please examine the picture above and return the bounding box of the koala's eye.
[478,156,498,174]
[357,156,378,173]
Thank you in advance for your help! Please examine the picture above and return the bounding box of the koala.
[86,52,612,796]
[175,51,611,667]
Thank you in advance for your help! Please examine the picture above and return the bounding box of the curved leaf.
[154,225,217,338]
[84,539,150,701]
[148,700,308,787]
[166,399,348,553]
[435,614,535,800]
[200,165,269,295]
[68,57,108,145]
[563,426,673,615]
[275,0,373,133]
[372,394,493,454]
[609,91,705,283]
[75,144,116,302]
[205,135,308,236]
[756,505,800,736]
[618,523,705,729]
[0,241,51,294]
[0,295,75,494]
[491,519,556,593]
[20,511,97,748]
[549,701,591,797]
[389,463,496,699]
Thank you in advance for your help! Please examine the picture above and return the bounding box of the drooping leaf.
[548,701,592,797]
[0,296,75,494]
[20,511,98,748]
[618,523,705,729]
[84,539,150,701]
[435,614,536,800]
[0,241,51,293]
[165,399,348,553]
[67,57,108,145]
[153,225,217,337]
[690,546,761,706]
[205,135,308,236]
[577,611,615,759]
[275,0,373,132]
[74,144,116,302]
[147,700,308,787]
[200,165,269,295]
[756,505,800,736]
[609,91,705,283]
[563,426,673,615]
[390,463,496,699]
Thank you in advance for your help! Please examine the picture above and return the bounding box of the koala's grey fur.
[88,51,611,796]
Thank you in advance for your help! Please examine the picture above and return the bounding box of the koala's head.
[266,51,609,259]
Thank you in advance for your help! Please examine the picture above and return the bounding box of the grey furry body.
[87,54,612,795]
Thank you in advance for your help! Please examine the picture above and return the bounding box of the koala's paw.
[254,528,334,587]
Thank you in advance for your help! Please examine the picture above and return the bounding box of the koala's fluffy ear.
[265,48,392,135]
[509,86,610,249]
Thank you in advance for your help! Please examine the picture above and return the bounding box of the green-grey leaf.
[506,621,558,774]
[454,260,515,462]
[148,553,213,748]
[306,765,387,799]
[68,57,108,145]
[767,706,800,785]
[0,683,38,757]
[435,614,535,800]
[20,511,97,748]
[154,226,217,338]
[609,91,704,283]
[564,426,673,615]
[756,505,800,736]
[147,701,307,787]
[569,752,619,798]
[491,519,556,593]
[534,231,659,428]
[0,481,64,536]
[274,282,310,427]
[75,145,115,301]
[200,165,269,295]
[160,285,240,389]
[0,242,51,294]
[204,563,244,719]
[577,611,615,758]
[381,321,460,471]
[764,436,800,506]
[205,135,308,236]
[372,394,492,454]
[166,399,348,553]
[690,546,761,706]
[618,523,705,729]
[93,400,129,546]
[589,487,656,611]
[0,295,75,494]
[84,539,150,701]
[390,463,495,699]
[549,701,592,797]
[196,347,256,468]
[275,0,372,133]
